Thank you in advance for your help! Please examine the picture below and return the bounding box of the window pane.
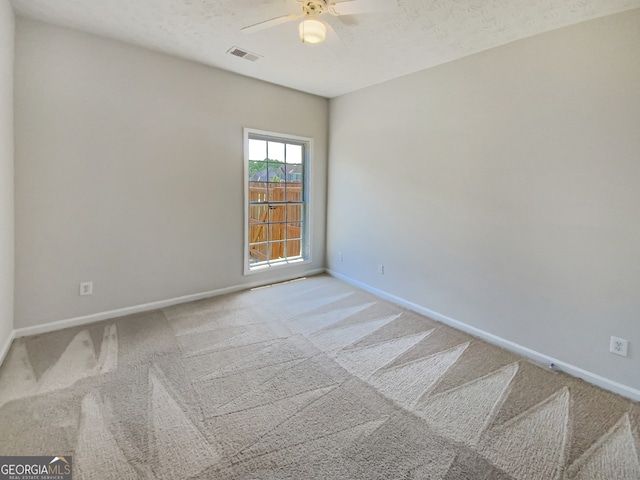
[287,222,302,241]
[249,204,268,223]
[268,205,286,224]
[286,239,301,257]
[248,181,268,203]
[249,243,267,263]
[267,162,284,183]
[267,141,285,162]
[268,222,285,244]
[286,144,302,164]
[284,181,302,202]
[269,241,286,261]
[249,139,266,161]
[248,160,268,183]
[284,163,303,183]
[249,213,268,244]
[269,182,285,202]
[286,204,302,223]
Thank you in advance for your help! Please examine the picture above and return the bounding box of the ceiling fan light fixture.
[299,17,326,44]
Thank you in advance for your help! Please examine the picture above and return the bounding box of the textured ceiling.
[9,0,640,98]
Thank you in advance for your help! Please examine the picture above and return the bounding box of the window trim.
[243,128,313,275]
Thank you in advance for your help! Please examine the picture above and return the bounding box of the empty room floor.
[0,274,638,479]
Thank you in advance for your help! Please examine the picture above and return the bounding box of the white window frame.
[243,128,312,275]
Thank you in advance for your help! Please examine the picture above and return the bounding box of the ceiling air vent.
[227,47,261,62]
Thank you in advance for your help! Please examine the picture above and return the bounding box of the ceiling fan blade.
[331,0,397,16]
[241,14,300,34]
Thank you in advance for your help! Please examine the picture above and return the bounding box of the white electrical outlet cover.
[610,336,628,357]
[80,281,93,296]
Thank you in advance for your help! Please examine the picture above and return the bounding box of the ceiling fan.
[241,0,397,44]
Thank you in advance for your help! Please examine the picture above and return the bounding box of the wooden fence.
[249,182,302,262]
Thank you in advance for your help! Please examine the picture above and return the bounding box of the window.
[244,128,311,274]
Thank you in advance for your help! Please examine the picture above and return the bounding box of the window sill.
[244,257,310,276]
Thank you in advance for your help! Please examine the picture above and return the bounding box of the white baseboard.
[12,268,326,339]
[0,329,15,366]
[328,269,640,403]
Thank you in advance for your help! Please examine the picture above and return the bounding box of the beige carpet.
[0,274,639,479]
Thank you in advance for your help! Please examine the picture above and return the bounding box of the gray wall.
[0,0,14,355]
[327,9,640,390]
[14,18,328,328]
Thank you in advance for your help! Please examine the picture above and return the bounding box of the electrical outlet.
[79,281,93,296]
[377,264,384,275]
[610,336,628,357]
[338,251,343,262]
